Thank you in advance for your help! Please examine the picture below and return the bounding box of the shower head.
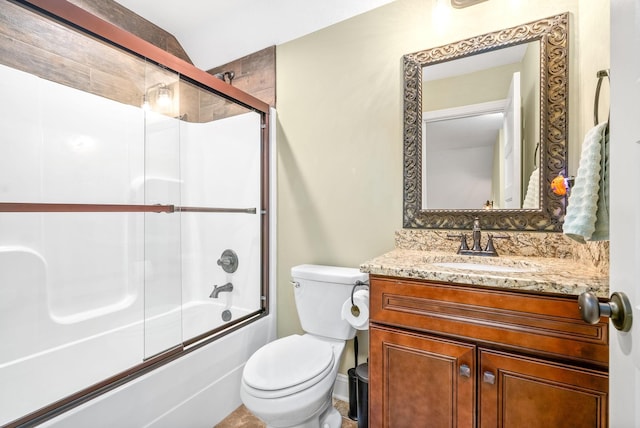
[214,71,235,85]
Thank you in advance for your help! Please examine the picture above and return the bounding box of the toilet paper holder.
[350,280,369,317]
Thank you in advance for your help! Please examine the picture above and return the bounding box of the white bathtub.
[38,312,274,428]
[0,299,269,427]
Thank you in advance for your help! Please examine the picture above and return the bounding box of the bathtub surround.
[0,2,273,426]
[0,61,266,425]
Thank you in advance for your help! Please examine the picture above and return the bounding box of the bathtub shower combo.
[0,2,272,426]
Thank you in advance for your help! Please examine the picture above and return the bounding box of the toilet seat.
[243,335,335,399]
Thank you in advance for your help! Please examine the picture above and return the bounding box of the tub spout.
[210,282,233,298]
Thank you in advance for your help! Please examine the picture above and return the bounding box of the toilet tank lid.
[291,264,368,284]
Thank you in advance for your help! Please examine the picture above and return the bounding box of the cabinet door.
[479,349,608,428]
[370,324,476,428]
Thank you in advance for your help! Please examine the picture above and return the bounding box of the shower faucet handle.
[216,249,238,273]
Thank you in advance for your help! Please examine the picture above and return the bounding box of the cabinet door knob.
[578,291,633,332]
[483,371,496,384]
[459,364,471,378]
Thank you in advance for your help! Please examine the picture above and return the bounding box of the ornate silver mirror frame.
[403,13,568,231]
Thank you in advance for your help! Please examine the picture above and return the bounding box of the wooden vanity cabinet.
[369,275,609,428]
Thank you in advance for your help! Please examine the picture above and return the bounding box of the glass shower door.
[142,66,183,359]
[178,80,264,343]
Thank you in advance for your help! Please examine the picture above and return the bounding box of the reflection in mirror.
[403,13,568,231]
[422,42,540,210]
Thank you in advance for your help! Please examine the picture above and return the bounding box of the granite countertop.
[360,248,609,298]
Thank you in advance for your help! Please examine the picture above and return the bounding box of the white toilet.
[240,264,368,428]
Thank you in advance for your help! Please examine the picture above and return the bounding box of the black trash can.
[347,367,358,420]
[355,363,369,428]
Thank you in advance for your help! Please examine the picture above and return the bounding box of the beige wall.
[276,0,609,374]
[423,62,521,111]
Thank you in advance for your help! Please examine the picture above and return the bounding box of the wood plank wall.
[1,0,147,107]
[67,0,193,64]
[207,46,276,108]
[1,1,275,122]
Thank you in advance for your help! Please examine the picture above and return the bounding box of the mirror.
[403,13,568,231]
[422,42,539,210]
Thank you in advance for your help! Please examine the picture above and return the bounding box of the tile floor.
[215,399,358,428]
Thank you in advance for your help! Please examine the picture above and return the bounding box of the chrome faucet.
[210,282,234,298]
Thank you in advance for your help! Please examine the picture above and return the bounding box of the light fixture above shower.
[142,82,173,111]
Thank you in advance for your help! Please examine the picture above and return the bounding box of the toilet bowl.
[240,264,368,428]
[241,334,345,428]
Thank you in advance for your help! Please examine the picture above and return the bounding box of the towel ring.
[594,69,610,131]
[593,69,610,218]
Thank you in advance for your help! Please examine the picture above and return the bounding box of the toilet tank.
[291,264,369,340]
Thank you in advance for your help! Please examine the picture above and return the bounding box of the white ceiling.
[114,0,396,70]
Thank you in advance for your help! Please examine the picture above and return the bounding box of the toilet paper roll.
[341,289,369,330]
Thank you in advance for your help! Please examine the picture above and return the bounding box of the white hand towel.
[522,168,539,209]
[563,122,609,243]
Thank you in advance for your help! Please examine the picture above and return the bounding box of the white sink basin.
[431,262,536,273]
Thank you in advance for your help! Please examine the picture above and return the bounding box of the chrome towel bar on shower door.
[0,202,257,214]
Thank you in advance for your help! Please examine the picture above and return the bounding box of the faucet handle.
[459,234,469,251]
[447,233,469,253]
[484,234,510,256]
[485,234,497,255]
[216,249,238,273]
